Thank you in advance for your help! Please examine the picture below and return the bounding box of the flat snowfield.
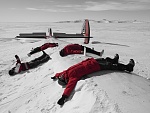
[0,22,150,113]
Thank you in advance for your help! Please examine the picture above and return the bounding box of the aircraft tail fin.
[81,19,90,44]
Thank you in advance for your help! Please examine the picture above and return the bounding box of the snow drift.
[0,22,150,113]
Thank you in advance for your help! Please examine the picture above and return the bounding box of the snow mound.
[0,22,150,113]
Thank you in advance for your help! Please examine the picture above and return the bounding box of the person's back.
[59,44,104,57]
[55,58,101,97]
[60,44,83,56]
[64,44,82,50]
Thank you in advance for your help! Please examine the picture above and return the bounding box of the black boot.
[113,54,119,64]
[105,54,119,64]
[115,59,135,72]
[126,59,135,72]
[100,59,135,73]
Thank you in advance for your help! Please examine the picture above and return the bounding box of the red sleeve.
[55,71,66,78]
[63,78,78,97]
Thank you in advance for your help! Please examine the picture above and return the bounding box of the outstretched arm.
[57,78,78,105]
[15,55,21,64]
[63,78,78,97]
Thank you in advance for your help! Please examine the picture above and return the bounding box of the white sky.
[0,0,150,22]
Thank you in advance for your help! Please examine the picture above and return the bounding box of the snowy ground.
[0,22,150,113]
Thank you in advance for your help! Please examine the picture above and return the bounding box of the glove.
[51,76,56,80]
[57,95,68,105]
[15,55,19,59]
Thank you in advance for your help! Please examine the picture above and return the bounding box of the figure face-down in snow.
[51,54,135,106]
[59,44,104,57]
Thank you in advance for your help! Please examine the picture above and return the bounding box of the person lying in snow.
[51,54,135,105]
[9,51,50,76]
[59,44,104,57]
[27,43,58,56]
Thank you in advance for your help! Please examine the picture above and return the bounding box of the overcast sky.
[0,0,150,22]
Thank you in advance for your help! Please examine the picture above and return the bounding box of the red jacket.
[62,44,83,56]
[41,43,58,50]
[55,58,101,97]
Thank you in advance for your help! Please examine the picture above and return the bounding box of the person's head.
[59,49,65,57]
[58,75,67,86]
[8,68,16,76]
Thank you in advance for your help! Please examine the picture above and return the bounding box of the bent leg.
[98,62,127,71]
[28,60,41,69]
[30,51,49,63]
[111,59,135,72]
[85,47,101,56]
[29,47,41,55]
[96,55,134,72]
[95,58,112,70]
[96,55,118,65]
[96,57,128,71]
[28,55,50,69]
[105,54,119,64]
[99,62,134,72]
[39,55,50,63]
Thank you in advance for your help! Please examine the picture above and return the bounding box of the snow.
[0,22,150,113]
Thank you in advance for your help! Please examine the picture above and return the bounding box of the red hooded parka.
[62,44,83,56]
[55,58,101,97]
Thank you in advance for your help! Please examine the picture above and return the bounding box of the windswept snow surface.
[0,22,150,113]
